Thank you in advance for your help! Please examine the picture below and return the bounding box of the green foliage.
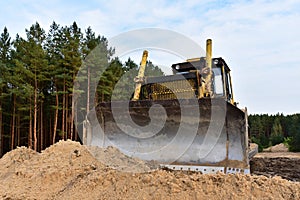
[259,134,270,148]
[103,58,165,102]
[250,134,270,152]
[0,27,12,92]
[145,61,164,77]
[249,113,300,152]
[283,137,292,145]
[0,21,118,153]
[250,136,263,152]
[288,130,300,152]
[97,58,124,102]
[270,118,284,146]
[283,137,292,149]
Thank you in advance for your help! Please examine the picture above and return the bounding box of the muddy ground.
[0,140,299,200]
[251,151,300,182]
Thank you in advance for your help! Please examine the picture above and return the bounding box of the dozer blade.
[87,98,249,174]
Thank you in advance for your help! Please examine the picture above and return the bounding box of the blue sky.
[0,0,300,114]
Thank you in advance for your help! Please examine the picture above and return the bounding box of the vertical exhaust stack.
[133,50,148,101]
[204,39,213,97]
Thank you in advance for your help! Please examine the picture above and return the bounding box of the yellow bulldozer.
[84,39,257,174]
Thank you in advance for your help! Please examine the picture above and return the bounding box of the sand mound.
[0,146,37,169]
[0,140,299,200]
[87,145,153,173]
[263,143,288,152]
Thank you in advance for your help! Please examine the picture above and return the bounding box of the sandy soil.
[263,143,289,153]
[251,144,300,182]
[255,152,300,158]
[0,140,299,200]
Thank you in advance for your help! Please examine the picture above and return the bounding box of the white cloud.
[0,0,299,114]
[196,1,300,114]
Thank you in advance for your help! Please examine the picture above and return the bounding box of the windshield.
[212,68,224,96]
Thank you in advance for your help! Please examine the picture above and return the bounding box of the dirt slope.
[0,140,299,200]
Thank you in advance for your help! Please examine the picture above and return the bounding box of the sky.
[0,0,299,114]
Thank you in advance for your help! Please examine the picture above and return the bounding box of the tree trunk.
[62,80,65,140]
[10,94,16,150]
[33,81,38,151]
[49,114,52,145]
[40,101,43,151]
[0,101,2,156]
[29,101,32,149]
[71,74,78,141]
[53,91,59,144]
[17,114,20,146]
[70,92,74,140]
[81,66,91,143]
[87,66,90,114]
[65,92,68,139]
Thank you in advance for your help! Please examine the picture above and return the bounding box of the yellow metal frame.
[221,65,227,98]
[228,72,235,105]
[132,50,148,101]
[132,40,236,105]
[204,39,213,97]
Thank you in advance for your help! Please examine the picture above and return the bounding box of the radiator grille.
[150,79,197,100]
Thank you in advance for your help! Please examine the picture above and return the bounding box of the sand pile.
[0,140,299,200]
[87,145,154,173]
[263,143,289,152]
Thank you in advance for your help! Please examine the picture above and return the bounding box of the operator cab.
[139,57,235,106]
[170,57,235,105]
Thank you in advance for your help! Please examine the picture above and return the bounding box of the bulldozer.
[84,39,257,174]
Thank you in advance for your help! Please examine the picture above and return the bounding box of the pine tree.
[145,61,164,77]
[288,114,300,151]
[45,21,63,144]
[58,22,83,140]
[80,27,114,105]
[0,27,12,155]
[12,23,49,150]
[270,117,284,146]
